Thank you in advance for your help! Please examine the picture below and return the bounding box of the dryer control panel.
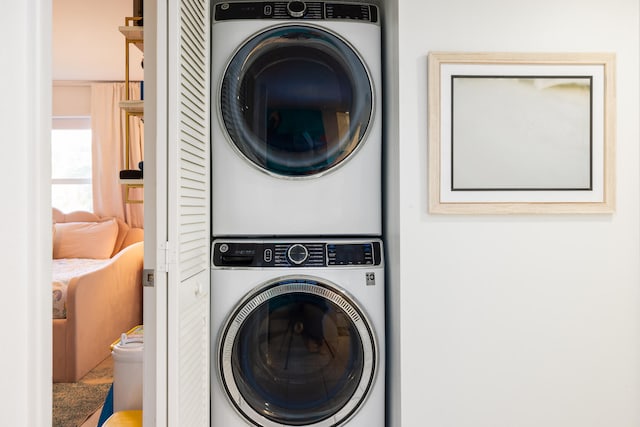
[214,2,379,23]
[212,240,383,267]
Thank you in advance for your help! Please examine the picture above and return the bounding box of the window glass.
[51,118,92,212]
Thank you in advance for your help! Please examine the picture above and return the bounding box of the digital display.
[329,244,373,265]
[326,4,370,20]
[215,2,275,20]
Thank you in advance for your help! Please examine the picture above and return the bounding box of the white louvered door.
[166,0,210,425]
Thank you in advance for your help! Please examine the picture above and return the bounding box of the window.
[51,117,93,212]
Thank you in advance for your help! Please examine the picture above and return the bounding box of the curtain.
[91,82,144,228]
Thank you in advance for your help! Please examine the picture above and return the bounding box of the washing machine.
[211,1,382,237]
[211,238,385,426]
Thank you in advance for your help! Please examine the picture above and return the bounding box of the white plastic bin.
[112,333,143,412]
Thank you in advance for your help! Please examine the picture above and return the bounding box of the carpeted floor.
[52,357,113,427]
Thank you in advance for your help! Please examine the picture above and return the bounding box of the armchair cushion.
[53,219,119,259]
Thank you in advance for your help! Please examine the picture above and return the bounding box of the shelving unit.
[119,16,144,204]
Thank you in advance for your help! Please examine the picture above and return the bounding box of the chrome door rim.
[218,276,377,427]
[217,23,376,180]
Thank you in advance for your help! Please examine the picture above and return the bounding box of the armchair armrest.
[61,242,144,381]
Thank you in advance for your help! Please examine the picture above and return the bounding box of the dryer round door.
[218,277,377,427]
[219,25,374,177]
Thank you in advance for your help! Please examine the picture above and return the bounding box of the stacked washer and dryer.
[210,2,384,426]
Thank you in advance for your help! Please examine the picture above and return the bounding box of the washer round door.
[219,25,374,177]
[218,277,377,427]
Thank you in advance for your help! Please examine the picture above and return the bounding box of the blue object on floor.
[97,384,114,426]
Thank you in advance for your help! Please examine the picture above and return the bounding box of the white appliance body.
[211,238,385,427]
[211,2,382,237]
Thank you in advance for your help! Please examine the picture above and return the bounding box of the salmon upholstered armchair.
[51,208,144,382]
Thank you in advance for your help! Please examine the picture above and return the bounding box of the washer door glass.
[220,25,373,177]
[219,278,377,427]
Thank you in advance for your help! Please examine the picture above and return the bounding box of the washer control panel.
[214,2,378,22]
[212,240,382,267]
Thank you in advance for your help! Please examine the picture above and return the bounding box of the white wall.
[396,0,640,426]
[53,0,143,81]
[1,0,52,425]
[52,83,91,116]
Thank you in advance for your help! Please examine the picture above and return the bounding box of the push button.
[264,248,273,263]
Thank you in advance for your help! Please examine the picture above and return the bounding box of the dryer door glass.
[219,278,377,427]
[220,25,373,177]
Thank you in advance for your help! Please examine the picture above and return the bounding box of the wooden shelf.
[119,17,144,204]
[119,25,144,52]
[119,178,143,185]
[119,100,144,114]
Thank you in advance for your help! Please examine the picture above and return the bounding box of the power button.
[264,248,273,263]
[264,4,272,16]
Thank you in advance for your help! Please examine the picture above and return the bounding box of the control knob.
[287,1,306,18]
[287,244,308,265]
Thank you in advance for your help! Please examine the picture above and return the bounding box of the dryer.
[211,1,382,236]
[211,238,385,426]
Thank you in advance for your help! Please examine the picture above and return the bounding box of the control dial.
[287,1,306,18]
[287,244,309,265]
